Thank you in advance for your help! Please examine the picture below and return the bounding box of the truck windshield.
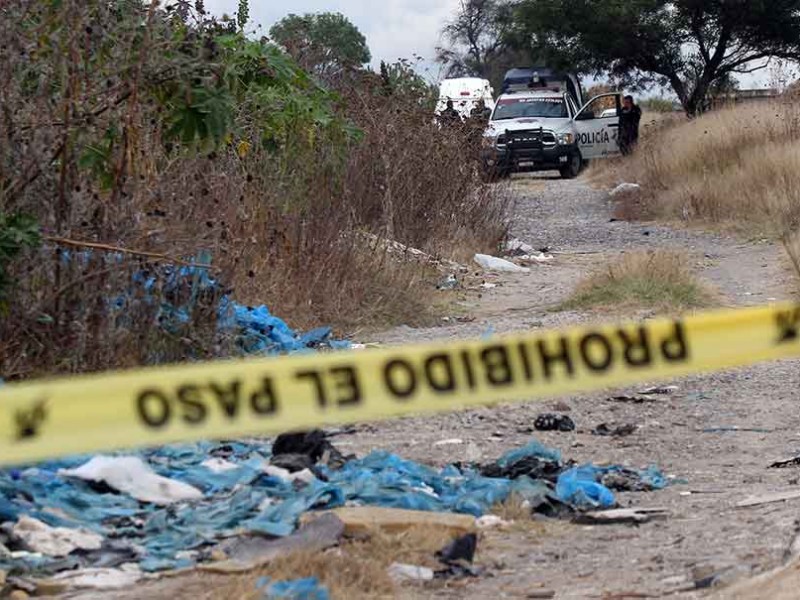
[492,97,567,120]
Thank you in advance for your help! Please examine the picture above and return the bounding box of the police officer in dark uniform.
[439,99,461,127]
[618,95,642,155]
[469,99,491,123]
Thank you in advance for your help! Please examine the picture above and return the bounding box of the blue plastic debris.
[0,437,671,577]
[555,464,669,510]
[258,577,330,600]
[555,466,616,509]
[496,439,561,468]
[60,249,349,356]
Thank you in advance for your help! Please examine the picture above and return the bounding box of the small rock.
[9,591,30,600]
[388,563,434,582]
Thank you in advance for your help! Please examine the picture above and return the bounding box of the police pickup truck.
[481,68,622,180]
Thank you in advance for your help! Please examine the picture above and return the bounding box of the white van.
[435,77,495,121]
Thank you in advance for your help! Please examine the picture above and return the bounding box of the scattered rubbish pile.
[63,249,349,355]
[502,238,554,264]
[357,233,467,274]
[0,433,671,593]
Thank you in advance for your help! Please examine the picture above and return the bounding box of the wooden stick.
[44,236,214,270]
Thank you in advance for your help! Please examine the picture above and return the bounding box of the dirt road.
[68,174,800,599]
[350,174,800,598]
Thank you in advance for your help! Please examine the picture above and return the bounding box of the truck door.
[573,93,621,159]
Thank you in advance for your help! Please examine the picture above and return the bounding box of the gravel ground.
[69,173,800,599]
[354,173,800,599]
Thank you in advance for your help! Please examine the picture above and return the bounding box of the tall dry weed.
[597,99,800,237]
[0,1,508,379]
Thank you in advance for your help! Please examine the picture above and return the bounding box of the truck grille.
[506,129,556,148]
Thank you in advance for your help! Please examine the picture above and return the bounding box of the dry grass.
[562,250,714,313]
[0,2,509,379]
[493,494,532,523]
[132,526,463,600]
[590,100,800,238]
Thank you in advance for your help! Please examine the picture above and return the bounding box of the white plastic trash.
[475,515,510,529]
[609,182,641,196]
[474,254,530,273]
[388,563,435,582]
[59,456,204,506]
[12,516,103,557]
[504,238,534,256]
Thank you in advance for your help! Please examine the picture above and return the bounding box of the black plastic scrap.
[608,395,658,404]
[769,456,800,468]
[592,423,637,437]
[478,455,565,482]
[270,430,354,474]
[434,533,482,579]
[436,533,477,564]
[533,414,576,432]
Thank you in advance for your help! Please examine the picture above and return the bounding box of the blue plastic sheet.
[61,249,349,356]
[258,577,330,600]
[555,464,669,510]
[0,438,670,576]
[555,466,616,509]
[497,440,562,468]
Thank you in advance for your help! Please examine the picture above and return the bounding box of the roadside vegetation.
[597,98,800,239]
[562,251,713,313]
[0,1,508,379]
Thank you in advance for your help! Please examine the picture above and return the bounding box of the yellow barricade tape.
[2,302,800,466]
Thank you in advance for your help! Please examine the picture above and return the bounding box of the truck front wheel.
[559,151,582,179]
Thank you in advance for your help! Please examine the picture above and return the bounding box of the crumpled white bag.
[474,254,530,273]
[59,456,203,506]
[12,516,103,557]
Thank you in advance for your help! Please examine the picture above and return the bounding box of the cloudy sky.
[204,0,460,77]
[204,1,775,90]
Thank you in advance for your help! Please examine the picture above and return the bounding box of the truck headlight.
[558,133,574,145]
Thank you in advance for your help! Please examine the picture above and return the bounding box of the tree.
[511,0,800,115]
[437,0,526,91]
[270,12,371,80]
